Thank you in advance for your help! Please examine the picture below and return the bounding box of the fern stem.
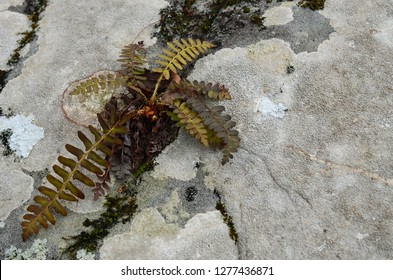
[151,75,164,103]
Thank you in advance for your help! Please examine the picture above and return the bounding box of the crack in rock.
[287,145,393,187]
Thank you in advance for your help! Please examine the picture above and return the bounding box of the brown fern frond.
[189,80,231,100]
[161,79,231,105]
[70,72,127,96]
[118,41,147,92]
[21,106,133,241]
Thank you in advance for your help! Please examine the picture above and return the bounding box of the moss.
[154,0,265,42]
[0,128,15,156]
[250,12,264,28]
[62,194,138,259]
[7,0,48,66]
[297,0,326,11]
[133,160,156,180]
[286,65,295,74]
[242,7,250,13]
[216,200,238,244]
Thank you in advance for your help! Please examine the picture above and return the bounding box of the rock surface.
[0,0,392,260]
[0,9,29,70]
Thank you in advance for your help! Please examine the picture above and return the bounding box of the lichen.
[0,114,44,157]
[76,249,96,260]
[5,239,48,260]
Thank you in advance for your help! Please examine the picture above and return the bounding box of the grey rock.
[0,0,25,10]
[100,209,238,259]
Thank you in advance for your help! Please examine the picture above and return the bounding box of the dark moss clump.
[0,128,15,156]
[62,194,138,259]
[0,70,10,92]
[185,186,198,202]
[216,200,238,244]
[286,65,295,74]
[154,0,265,43]
[297,0,326,11]
[7,0,48,66]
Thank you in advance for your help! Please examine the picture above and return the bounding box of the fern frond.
[190,80,231,100]
[186,97,240,164]
[150,38,215,102]
[153,38,215,80]
[21,107,133,241]
[169,99,210,147]
[118,42,147,92]
[70,72,127,96]
[161,79,231,105]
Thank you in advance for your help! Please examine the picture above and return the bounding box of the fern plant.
[21,38,240,241]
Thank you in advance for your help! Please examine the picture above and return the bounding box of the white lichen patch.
[76,249,96,260]
[0,114,44,157]
[263,4,294,26]
[5,239,48,260]
[258,97,287,119]
[373,18,393,48]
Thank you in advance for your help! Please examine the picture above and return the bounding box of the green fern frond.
[169,99,210,147]
[118,42,147,92]
[151,38,215,102]
[70,72,127,96]
[186,97,240,164]
[21,107,133,241]
[153,38,215,80]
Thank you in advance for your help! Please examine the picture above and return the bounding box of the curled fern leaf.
[70,72,127,96]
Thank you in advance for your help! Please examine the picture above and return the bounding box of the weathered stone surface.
[100,209,238,259]
[161,0,393,259]
[1,0,392,260]
[0,160,33,224]
[0,0,24,10]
